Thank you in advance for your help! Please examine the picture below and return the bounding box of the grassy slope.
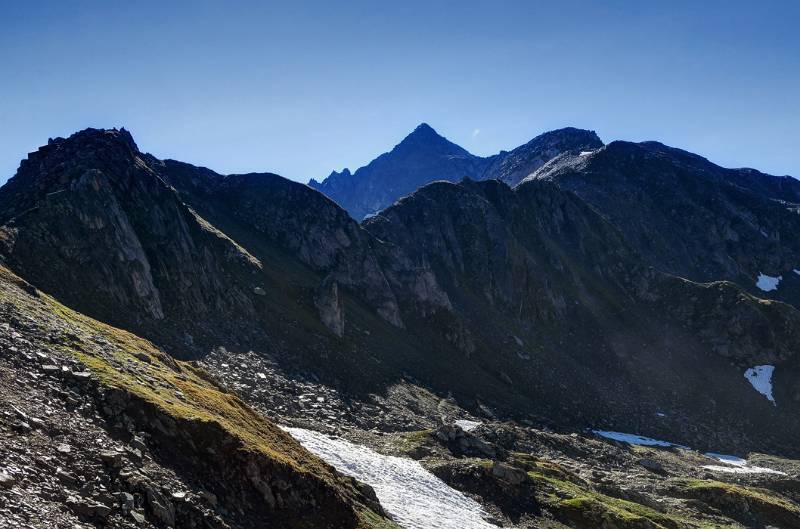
[0,265,397,529]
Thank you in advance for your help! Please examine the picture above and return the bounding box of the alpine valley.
[2,123,800,529]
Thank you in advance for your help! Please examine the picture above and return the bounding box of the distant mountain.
[309,123,493,220]
[309,123,602,220]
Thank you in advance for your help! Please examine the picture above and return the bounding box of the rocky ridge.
[528,141,800,307]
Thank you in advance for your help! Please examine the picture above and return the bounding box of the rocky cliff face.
[528,141,800,308]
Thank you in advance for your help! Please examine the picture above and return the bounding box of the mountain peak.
[396,123,469,156]
[54,127,140,153]
[412,122,435,134]
[480,126,604,187]
[401,122,446,143]
[530,127,603,148]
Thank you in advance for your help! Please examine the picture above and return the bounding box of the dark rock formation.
[0,129,260,350]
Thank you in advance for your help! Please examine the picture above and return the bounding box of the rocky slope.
[309,124,601,220]
[364,177,800,455]
[154,159,404,330]
[528,141,800,308]
[0,265,395,529]
[200,346,800,529]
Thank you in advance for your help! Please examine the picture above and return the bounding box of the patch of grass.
[46,293,323,472]
[515,454,728,529]
[677,479,800,525]
[389,429,433,454]
[357,508,402,529]
[681,479,795,508]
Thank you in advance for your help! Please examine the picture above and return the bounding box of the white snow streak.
[703,453,785,475]
[454,419,482,432]
[282,427,496,529]
[744,365,776,404]
[756,273,781,292]
[592,430,687,448]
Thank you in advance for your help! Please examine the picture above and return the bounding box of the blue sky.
[1,1,798,183]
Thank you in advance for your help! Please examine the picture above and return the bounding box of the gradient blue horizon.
[1,0,798,184]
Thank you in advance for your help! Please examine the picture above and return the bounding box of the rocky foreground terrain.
[1,126,800,528]
[0,267,393,529]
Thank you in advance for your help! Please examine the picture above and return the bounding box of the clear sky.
[1,1,798,184]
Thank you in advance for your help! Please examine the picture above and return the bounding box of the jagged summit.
[43,127,139,155]
[0,127,145,221]
[411,122,435,135]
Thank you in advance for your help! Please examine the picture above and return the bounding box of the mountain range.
[309,124,604,220]
[2,124,800,529]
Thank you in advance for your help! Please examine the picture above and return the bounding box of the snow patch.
[705,453,747,466]
[703,454,786,475]
[593,432,785,474]
[701,465,786,475]
[592,430,687,448]
[579,150,594,156]
[756,273,781,292]
[744,365,776,404]
[283,427,496,529]
[454,419,482,432]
